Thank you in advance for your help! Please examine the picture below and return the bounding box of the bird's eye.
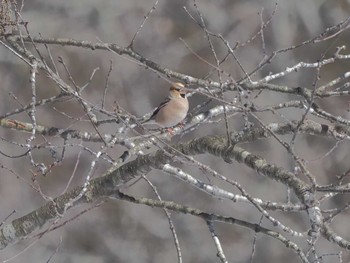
[180,93,186,98]
[171,87,181,92]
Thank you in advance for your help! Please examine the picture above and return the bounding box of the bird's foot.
[166,127,175,135]
[177,121,185,129]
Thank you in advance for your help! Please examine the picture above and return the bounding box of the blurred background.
[1,0,350,262]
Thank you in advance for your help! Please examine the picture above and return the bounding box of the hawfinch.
[143,82,189,128]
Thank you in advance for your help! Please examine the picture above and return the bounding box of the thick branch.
[0,132,316,249]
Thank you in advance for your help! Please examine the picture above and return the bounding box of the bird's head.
[169,82,188,99]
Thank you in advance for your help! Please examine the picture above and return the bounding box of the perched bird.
[142,82,189,128]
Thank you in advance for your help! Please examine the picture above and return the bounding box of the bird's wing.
[148,98,170,120]
[140,97,170,123]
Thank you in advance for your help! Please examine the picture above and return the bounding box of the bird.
[142,82,189,128]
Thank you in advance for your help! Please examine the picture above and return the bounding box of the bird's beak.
[179,87,191,93]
